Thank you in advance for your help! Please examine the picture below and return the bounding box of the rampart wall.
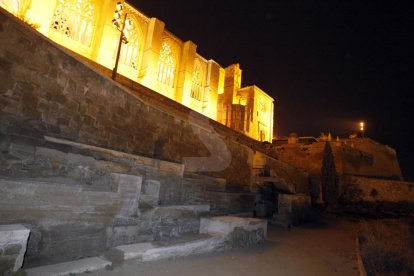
[274,140,402,180]
[0,9,308,266]
[340,175,414,217]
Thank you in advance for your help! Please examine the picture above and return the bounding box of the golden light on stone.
[6,0,275,142]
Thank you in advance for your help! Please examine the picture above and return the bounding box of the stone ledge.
[113,234,222,262]
[44,136,185,176]
[25,257,111,276]
[200,216,267,237]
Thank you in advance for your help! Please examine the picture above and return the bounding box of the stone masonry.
[0,224,30,273]
[0,8,308,269]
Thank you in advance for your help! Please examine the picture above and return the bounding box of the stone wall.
[0,136,252,266]
[340,176,414,217]
[0,9,306,267]
[341,176,414,203]
[0,9,253,188]
[274,140,402,180]
[0,9,305,191]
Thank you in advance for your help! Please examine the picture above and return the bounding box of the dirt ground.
[81,216,360,276]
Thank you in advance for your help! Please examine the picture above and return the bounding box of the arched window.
[191,60,203,101]
[119,17,139,70]
[50,0,94,46]
[157,41,175,87]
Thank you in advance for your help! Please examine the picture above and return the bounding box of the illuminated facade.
[1,0,274,142]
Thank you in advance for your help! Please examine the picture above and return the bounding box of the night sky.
[129,0,414,180]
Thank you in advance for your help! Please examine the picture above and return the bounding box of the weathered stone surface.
[200,216,267,238]
[114,234,223,262]
[140,179,160,206]
[0,224,30,273]
[4,243,21,255]
[142,234,222,261]
[224,226,265,248]
[0,178,120,266]
[0,256,15,273]
[339,175,414,217]
[0,9,310,269]
[152,205,210,240]
[110,173,142,218]
[25,257,111,276]
[276,193,311,225]
[274,139,402,180]
[114,242,154,260]
[341,175,414,203]
[106,226,153,248]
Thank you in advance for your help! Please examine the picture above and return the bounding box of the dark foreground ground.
[80,215,360,276]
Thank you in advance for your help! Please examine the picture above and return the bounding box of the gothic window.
[50,0,95,46]
[119,18,139,70]
[157,41,175,87]
[191,61,203,101]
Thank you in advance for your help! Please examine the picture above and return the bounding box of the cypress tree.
[321,142,339,208]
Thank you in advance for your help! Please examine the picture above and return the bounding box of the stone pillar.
[0,224,30,273]
[203,60,221,120]
[138,17,165,90]
[175,40,197,106]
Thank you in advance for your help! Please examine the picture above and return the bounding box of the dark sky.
[129,0,414,180]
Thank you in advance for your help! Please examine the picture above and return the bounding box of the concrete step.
[25,257,111,276]
[113,233,223,262]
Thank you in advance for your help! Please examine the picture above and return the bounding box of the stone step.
[200,216,268,237]
[113,233,223,262]
[25,257,112,276]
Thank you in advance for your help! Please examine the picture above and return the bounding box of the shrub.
[358,219,414,275]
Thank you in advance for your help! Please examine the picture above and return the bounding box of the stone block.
[142,235,222,261]
[140,179,160,206]
[200,216,267,238]
[25,257,111,276]
[0,224,30,273]
[277,193,311,224]
[114,235,223,262]
[114,242,154,260]
[110,173,142,218]
[106,225,153,248]
[152,205,210,239]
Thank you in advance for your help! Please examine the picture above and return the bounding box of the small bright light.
[360,121,364,131]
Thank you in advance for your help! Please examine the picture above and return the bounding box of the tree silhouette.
[321,142,339,208]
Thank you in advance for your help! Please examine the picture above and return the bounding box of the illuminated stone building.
[1,0,274,141]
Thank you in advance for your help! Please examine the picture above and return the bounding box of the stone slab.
[114,242,154,260]
[142,235,222,261]
[114,234,222,262]
[25,257,111,276]
[156,205,210,213]
[0,224,30,272]
[44,136,185,176]
[200,216,267,237]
